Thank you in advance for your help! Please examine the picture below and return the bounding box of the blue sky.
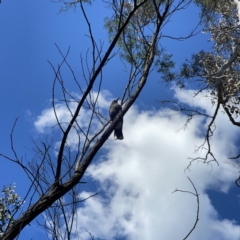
[1,1,240,240]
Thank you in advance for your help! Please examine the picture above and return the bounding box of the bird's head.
[112,98,119,103]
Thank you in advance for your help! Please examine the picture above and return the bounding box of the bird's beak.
[115,98,119,101]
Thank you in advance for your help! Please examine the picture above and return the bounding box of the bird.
[109,98,124,140]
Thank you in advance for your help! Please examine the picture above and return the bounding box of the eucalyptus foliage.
[0,184,23,236]
[170,1,240,118]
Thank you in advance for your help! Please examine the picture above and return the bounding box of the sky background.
[1,0,240,240]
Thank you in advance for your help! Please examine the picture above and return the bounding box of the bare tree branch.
[173,177,200,240]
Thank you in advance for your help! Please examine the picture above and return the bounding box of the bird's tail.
[114,129,124,140]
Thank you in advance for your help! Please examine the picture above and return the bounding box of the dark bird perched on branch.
[109,98,124,140]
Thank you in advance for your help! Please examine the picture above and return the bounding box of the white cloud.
[35,89,240,240]
[34,90,113,133]
[34,90,113,151]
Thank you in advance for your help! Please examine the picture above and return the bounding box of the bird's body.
[109,99,124,140]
